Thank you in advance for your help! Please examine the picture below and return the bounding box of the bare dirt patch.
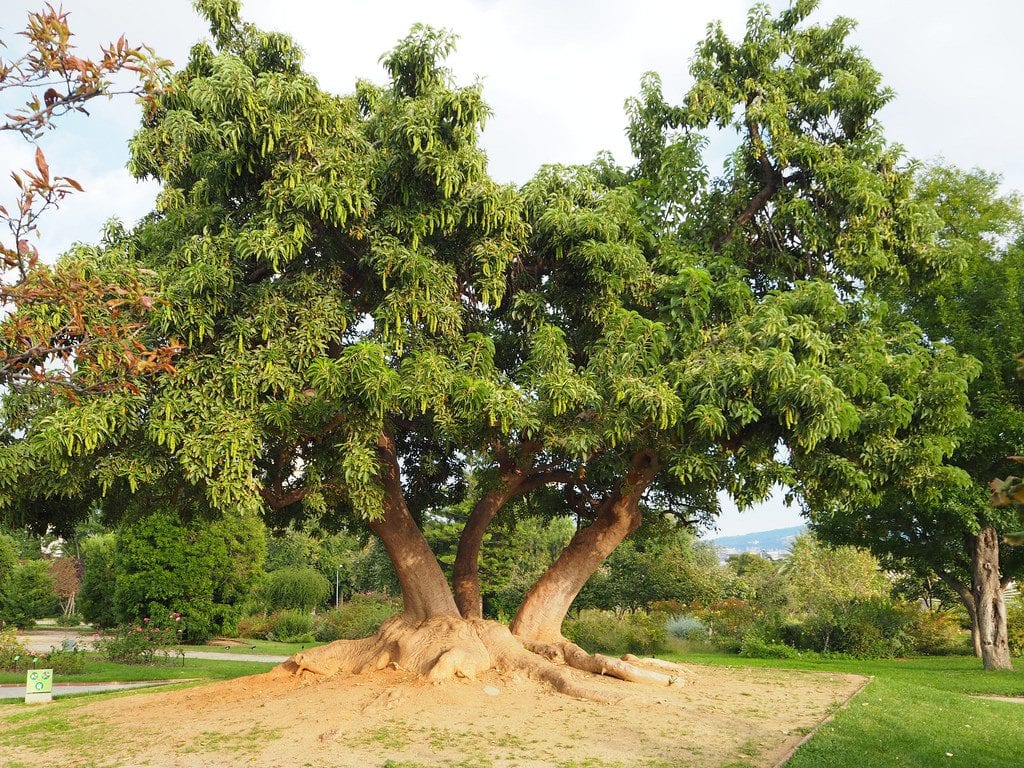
[0,662,866,768]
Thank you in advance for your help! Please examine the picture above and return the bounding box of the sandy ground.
[0,661,867,768]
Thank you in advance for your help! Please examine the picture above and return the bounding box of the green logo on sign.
[26,669,53,694]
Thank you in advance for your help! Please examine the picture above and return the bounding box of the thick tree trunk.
[371,433,460,621]
[278,440,682,698]
[511,451,659,643]
[970,527,1012,671]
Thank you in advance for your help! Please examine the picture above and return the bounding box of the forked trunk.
[371,433,459,621]
[971,527,1012,671]
[453,488,518,620]
[511,452,658,643]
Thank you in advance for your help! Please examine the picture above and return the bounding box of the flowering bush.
[96,611,185,664]
[0,629,85,673]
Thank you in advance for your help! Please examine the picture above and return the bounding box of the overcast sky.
[2,0,1021,537]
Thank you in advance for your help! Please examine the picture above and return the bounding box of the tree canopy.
[0,0,983,687]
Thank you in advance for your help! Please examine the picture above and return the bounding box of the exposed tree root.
[523,640,684,686]
[272,615,628,703]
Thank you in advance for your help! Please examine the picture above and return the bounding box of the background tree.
[812,166,1024,670]
[78,532,117,627]
[113,508,265,642]
[49,555,82,617]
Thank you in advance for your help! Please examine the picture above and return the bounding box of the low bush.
[237,612,276,640]
[666,614,708,641]
[1009,599,1024,657]
[740,633,800,659]
[692,598,760,650]
[265,568,331,612]
[55,613,84,628]
[96,612,185,664]
[0,629,28,671]
[793,599,915,658]
[563,609,667,656]
[268,609,313,643]
[906,610,967,655]
[311,593,401,642]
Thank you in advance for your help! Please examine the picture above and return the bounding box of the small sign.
[25,669,53,704]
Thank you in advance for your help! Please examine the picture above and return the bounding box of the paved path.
[16,631,289,663]
[0,680,185,700]
[178,650,287,663]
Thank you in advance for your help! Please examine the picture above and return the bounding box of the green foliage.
[113,509,265,642]
[578,526,729,612]
[476,516,573,619]
[264,567,331,612]
[787,598,916,658]
[783,534,889,617]
[1009,599,1024,657]
[78,533,118,628]
[0,628,28,671]
[739,634,800,660]
[812,165,1024,615]
[311,593,401,642]
[905,610,967,656]
[0,627,86,674]
[267,609,313,643]
[562,609,668,656]
[0,559,56,627]
[95,615,184,664]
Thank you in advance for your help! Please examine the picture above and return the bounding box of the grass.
[662,650,1024,768]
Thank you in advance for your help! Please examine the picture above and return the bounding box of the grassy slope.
[664,652,1024,768]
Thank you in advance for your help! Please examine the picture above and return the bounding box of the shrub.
[692,598,760,651]
[265,567,331,612]
[740,634,800,659]
[906,610,967,655]
[793,599,915,658]
[0,560,57,627]
[563,609,667,656]
[79,534,118,628]
[311,593,401,642]
[36,646,87,674]
[96,612,185,664]
[1009,600,1024,658]
[55,613,84,627]
[666,614,707,641]
[237,613,276,640]
[0,629,28,671]
[268,609,313,643]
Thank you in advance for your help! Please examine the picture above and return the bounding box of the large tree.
[0,0,973,694]
[812,166,1024,670]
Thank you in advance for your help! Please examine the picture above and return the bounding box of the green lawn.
[663,651,1024,768]
[177,638,311,656]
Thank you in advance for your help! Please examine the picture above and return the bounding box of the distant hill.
[708,525,806,558]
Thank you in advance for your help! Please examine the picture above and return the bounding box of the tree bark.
[370,433,460,621]
[937,570,981,658]
[511,451,659,643]
[970,527,1012,671]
